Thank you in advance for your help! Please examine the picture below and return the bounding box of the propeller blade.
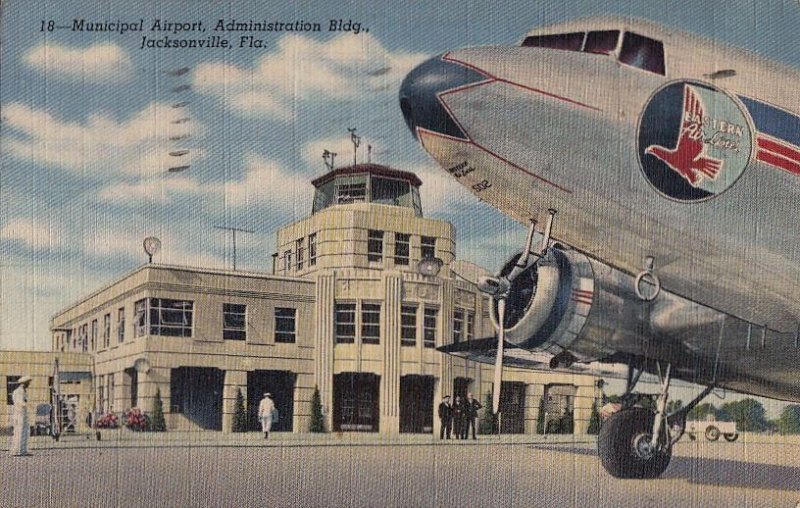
[493,298,505,415]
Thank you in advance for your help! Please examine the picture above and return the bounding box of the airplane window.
[583,30,619,55]
[521,32,584,51]
[619,32,665,75]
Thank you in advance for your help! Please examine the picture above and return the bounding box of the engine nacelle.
[490,247,655,363]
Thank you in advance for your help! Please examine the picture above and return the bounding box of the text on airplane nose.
[399,54,486,140]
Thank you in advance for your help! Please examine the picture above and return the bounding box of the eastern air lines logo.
[637,81,754,202]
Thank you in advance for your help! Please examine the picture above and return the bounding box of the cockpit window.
[619,32,665,75]
[584,30,619,54]
[522,32,584,51]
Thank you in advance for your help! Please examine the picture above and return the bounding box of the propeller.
[480,210,556,414]
[448,211,556,415]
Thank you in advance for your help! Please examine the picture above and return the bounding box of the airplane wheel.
[723,432,738,442]
[705,426,720,441]
[598,408,672,479]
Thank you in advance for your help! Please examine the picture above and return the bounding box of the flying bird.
[645,85,723,187]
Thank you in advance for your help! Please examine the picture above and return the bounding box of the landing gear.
[598,408,672,479]
[597,359,716,479]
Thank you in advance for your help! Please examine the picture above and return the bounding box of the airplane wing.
[439,337,626,378]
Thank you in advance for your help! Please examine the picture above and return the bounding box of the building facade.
[50,164,601,434]
[1,351,92,433]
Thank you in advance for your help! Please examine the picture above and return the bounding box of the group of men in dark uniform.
[437,393,482,440]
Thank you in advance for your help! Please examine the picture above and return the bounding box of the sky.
[1,0,799,357]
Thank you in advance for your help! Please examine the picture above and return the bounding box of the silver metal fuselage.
[409,19,800,401]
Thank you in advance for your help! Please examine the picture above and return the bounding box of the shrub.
[309,386,325,433]
[150,389,166,432]
[232,388,248,433]
[478,392,496,434]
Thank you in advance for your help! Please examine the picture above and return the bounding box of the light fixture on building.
[133,358,151,374]
[417,257,443,277]
[143,237,161,263]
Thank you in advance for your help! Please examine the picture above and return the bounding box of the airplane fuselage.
[403,19,800,334]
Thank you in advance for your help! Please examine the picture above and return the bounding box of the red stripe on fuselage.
[757,150,800,176]
[757,136,800,163]
[441,53,601,112]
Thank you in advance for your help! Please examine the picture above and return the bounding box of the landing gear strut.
[597,360,714,479]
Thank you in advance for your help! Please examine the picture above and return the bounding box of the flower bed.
[96,412,119,429]
[123,408,150,432]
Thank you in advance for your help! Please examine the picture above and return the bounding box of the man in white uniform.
[9,375,32,456]
[258,392,275,439]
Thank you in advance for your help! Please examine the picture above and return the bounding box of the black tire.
[723,432,738,442]
[705,426,720,441]
[598,408,672,479]
[96,431,102,441]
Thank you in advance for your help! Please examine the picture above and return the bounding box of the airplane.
[399,16,800,478]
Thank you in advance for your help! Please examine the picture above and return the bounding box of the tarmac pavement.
[1,431,798,507]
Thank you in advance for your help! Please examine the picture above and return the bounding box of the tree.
[309,386,325,433]
[666,399,683,414]
[478,392,496,434]
[687,402,717,420]
[232,388,248,433]
[777,405,800,435]
[536,398,546,434]
[150,388,166,432]
[718,398,767,432]
[587,402,601,435]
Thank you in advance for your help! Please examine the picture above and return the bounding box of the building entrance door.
[170,367,224,430]
[333,373,379,432]
[453,377,472,400]
[247,370,296,432]
[399,375,434,433]
[499,381,525,434]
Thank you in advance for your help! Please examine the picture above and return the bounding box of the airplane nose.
[399,54,486,140]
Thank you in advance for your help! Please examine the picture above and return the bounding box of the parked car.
[685,420,738,442]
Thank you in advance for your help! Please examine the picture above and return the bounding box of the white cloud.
[0,217,62,250]
[193,33,425,118]
[23,42,133,83]
[3,102,204,176]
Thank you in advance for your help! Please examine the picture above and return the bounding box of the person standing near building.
[438,395,452,440]
[258,392,276,439]
[464,392,482,440]
[9,376,32,456]
[452,396,465,439]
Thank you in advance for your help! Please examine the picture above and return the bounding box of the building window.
[223,303,247,341]
[466,312,475,342]
[6,376,20,405]
[103,314,111,348]
[90,319,97,352]
[275,307,297,343]
[284,250,292,272]
[453,309,464,343]
[296,238,304,270]
[117,308,125,343]
[401,305,417,347]
[361,303,381,344]
[336,182,367,204]
[78,324,87,351]
[309,233,317,266]
[107,373,115,412]
[421,236,436,259]
[97,375,105,413]
[423,307,438,348]
[149,298,194,337]
[335,303,356,344]
[367,230,384,263]
[134,299,147,337]
[394,233,410,265]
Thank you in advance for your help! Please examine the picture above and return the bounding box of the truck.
[685,420,739,442]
